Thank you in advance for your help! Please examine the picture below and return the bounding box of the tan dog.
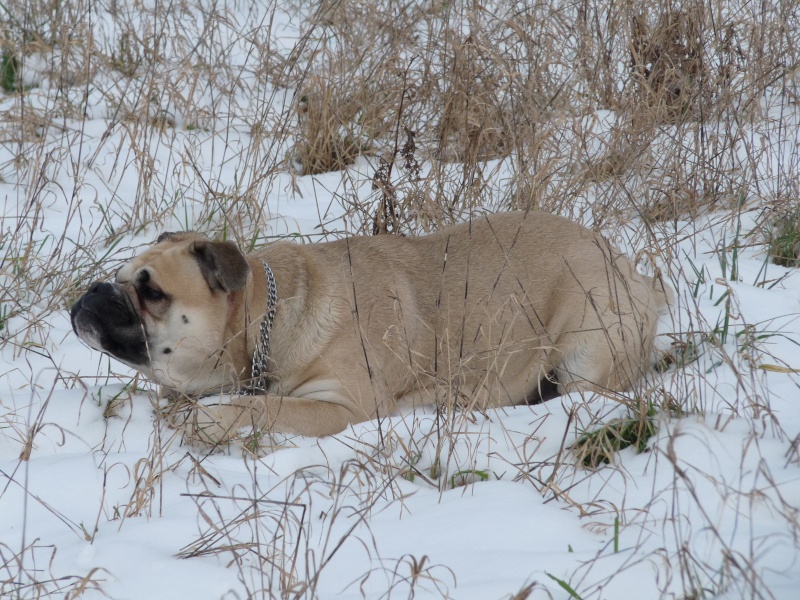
[71,211,669,442]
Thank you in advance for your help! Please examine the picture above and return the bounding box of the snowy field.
[1,1,800,599]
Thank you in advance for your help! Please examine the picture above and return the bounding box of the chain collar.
[249,259,277,394]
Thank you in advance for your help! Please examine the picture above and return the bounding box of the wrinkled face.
[71,234,250,394]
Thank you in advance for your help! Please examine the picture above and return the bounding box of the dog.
[71,211,670,443]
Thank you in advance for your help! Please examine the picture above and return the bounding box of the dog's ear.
[156,231,206,244]
[156,231,179,244]
[189,240,250,293]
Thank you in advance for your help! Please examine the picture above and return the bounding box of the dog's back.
[270,211,670,414]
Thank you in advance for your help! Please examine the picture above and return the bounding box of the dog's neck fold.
[217,245,316,396]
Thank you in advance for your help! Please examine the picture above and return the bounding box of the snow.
[2,1,800,599]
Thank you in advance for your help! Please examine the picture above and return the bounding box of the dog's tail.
[649,267,675,311]
[644,268,679,367]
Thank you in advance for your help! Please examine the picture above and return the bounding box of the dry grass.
[767,202,800,268]
[2,0,800,597]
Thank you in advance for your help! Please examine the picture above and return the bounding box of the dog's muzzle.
[70,282,149,367]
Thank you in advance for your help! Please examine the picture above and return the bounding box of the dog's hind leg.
[553,318,649,395]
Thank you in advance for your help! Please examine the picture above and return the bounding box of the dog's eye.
[142,285,167,302]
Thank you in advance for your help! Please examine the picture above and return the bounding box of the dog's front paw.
[187,403,245,446]
[162,398,247,447]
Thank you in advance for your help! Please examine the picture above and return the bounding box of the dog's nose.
[86,281,116,296]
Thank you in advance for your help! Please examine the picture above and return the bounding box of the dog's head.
[70,232,251,394]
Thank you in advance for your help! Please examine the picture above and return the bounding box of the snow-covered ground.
[2,2,800,599]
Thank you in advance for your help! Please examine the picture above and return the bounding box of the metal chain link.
[250,259,277,393]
